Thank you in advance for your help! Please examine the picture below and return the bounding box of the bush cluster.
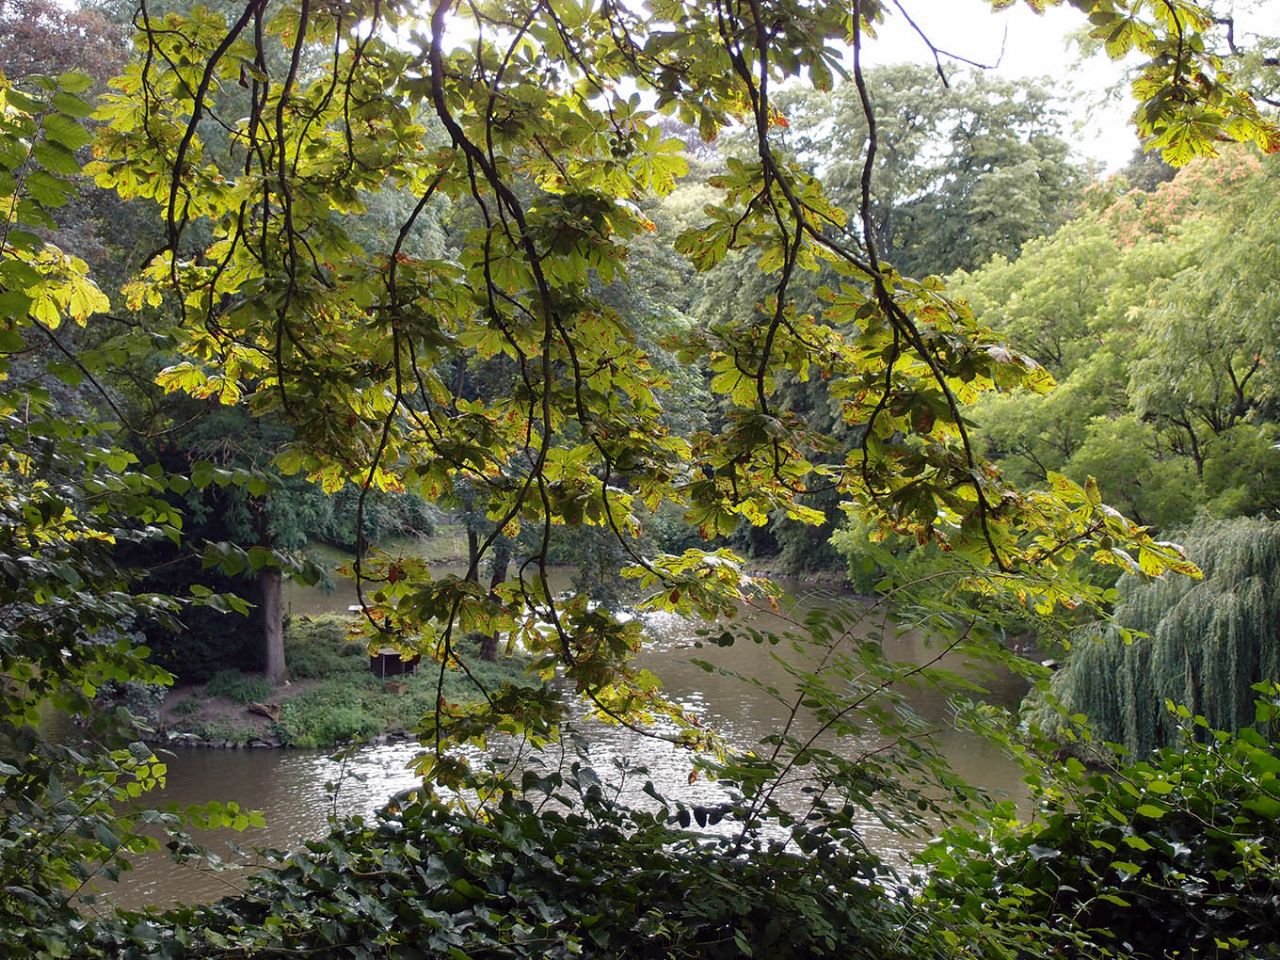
[178,717,258,746]
[284,614,367,679]
[202,669,274,705]
[275,616,537,748]
[920,686,1280,958]
[275,666,537,748]
[63,694,1280,959]
[85,774,917,959]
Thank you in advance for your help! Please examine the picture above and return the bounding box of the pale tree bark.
[261,567,287,686]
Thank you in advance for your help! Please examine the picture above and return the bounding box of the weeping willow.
[1034,517,1280,754]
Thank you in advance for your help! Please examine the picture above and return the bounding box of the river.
[85,575,1029,912]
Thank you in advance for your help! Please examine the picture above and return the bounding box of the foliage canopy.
[81,0,1257,771]
[1032,517,1280,753]
[955,150,1280,531]
[1,0,1278,955]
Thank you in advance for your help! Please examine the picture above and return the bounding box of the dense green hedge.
[922,686,1280,958]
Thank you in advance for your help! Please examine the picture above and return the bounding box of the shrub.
[184,718,257,745]
[920,685,1280,958]
[273,657,537,748]
[285,615,367,679]
[96,680,168,725]
[320,706,380,744]
[203,670,273,705]
[85,775,918,958]
[277,685,383,748]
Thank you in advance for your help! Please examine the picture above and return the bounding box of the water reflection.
[94,582,1029,910]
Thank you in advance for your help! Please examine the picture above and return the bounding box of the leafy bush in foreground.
[921,685,1280,958]
[63,689,1280,958]
[87,768,919,959]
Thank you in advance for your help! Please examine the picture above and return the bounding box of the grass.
[167,611,536,750]
[276,614,536,748]
[204,669,274,705]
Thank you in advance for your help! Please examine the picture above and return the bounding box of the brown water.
[89,579,1029,912]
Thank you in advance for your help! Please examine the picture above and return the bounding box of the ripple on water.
[96,589,1028,909]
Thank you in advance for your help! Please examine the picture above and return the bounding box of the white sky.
[867,0,1280,171]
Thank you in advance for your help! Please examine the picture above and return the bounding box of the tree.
[0,68,267,954]
[1119,145,1177,193]
[4,0,1279,953]
[1028,517,1280,754]
[82,0,1261,779]
[1128,157,1280,490]
[0,0,127,82]
[950,220,1119,377]
[952,150,1280,531]
[1211,8,1280,109]
[173,411,329,685]
[122,403,437,682]
[778,64,1084,277]
[683,65,1085,574]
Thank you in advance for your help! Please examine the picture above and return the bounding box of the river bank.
[154,614,534,749]
[99,589,1032,911]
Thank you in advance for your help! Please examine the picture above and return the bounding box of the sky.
[866,0,1280,171]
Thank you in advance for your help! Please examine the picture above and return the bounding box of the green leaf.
[56,72,94,94]
[6,89,46,114]
[0,290,34,320]
[42,113,91,152]
[1096,893,1131,907]
[1243,796,1280,818]
[191,461,215,489]
[51,90,93,118]
[33,140,81,175]
[24,168,73,207]
[94,822,121,850]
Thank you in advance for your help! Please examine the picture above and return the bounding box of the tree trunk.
[466,526,480,582]
[477,538,513,662]
[262,567,287,686]
[488,538,512,593]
